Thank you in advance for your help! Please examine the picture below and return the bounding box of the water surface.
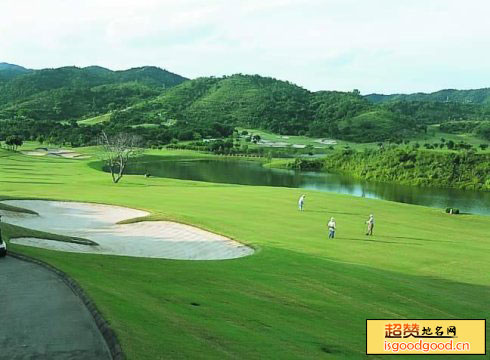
[125,159,490,216]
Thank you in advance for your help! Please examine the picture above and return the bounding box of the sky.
[1,0,489,94]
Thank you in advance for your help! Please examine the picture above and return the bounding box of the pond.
[124,159,490,216]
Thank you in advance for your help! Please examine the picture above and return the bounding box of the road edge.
[8,251,124,360]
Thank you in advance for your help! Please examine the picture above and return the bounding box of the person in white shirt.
[298,194,306,211]
[328,217,336,239]
[366,214,375,236]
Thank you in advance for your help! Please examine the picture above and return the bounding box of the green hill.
[2,63,489,144]
[112,74,417,142]
[115,66,187,87]
[337,109,417,142]
[113,74,312,132]
[366,88,490,105]
[0,82,163,121]
[0,64,188,121]
[0,62,32,81]
[381,100,490,124]
[308,90,372,136]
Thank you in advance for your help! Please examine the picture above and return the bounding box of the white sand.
[314,139,337,145]
[1,200,253,260]
[258,140,289,147]
[21,148,89,159]
[21,151,47,156]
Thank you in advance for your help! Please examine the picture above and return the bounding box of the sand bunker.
[258,140,289,147]
[314,139,337,145]
[21,148,89,159]
[1,200,253,260]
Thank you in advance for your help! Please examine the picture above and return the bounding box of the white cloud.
[0,0,489,93]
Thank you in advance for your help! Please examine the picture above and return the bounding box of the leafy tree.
[5,135,23,150]
[476,122,490,140]
[323,148,490,190]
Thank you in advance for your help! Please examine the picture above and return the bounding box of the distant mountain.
[112,74,418,142]
[0,65,187,102]
[0,64,188,120]
[0,62,32,81]
[0,62,29,71]
[366,88,490,105]
[1,63,488,142]
[113,74,317,134]
[115,66,187,88]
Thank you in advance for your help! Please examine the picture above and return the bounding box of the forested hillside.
[366,88,490,104]
[113,75,312,132]
[112,74,419,142]
[1,63,489,146]
[380,101,490,124]
[0,83,162,121]
[0,62,32,81]
[291,148,490,190]
[323,148,490,190]
[0,65,188,120]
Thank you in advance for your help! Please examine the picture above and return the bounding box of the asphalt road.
[0,256,111,360]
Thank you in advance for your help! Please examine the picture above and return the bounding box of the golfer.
[328,217,336,239]
[365,214,375,236]
[298,194,306,211]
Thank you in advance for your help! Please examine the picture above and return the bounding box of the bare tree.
[98,132,143,183]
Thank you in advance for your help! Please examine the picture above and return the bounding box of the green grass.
[263,158,292,168]
[0,201,38,215]
[410,125,490,153]
[2,222,96,245]
[77,113,111,126]
[0,147,489,359]
[237,127,370,150]
[237,126,490,153]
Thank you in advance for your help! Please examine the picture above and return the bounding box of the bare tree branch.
[97,131,143,183]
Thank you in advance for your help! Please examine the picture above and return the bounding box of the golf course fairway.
[1,148,489,359]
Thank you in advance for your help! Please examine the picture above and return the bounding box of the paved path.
[0,256,111,360]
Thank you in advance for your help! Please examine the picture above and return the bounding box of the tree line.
[290,147,490,191]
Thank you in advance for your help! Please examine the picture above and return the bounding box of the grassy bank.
[321,148,490,191]
[1,147,489,359]
[279,147,490,191]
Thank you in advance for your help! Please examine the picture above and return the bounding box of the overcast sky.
[1,0,489,94]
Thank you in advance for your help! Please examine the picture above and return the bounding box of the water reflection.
[125,159,490,216]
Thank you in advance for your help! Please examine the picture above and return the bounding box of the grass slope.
[78,113,111,125]
[236,126,489,153]
[0,147,489,359]
[413,124,490,151]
